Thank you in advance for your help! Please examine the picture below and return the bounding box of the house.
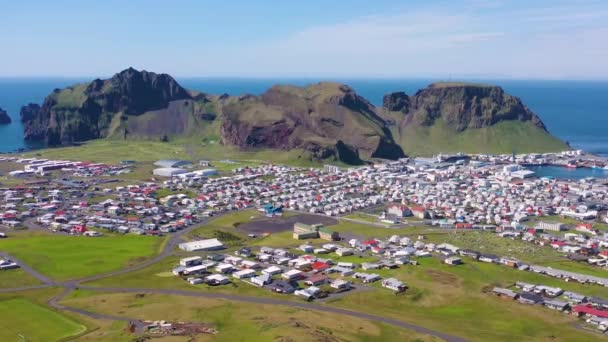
[282,269,303,280]
[336,247,353,256]
[294,286,322,301]
[215,263,235,274]
[251,274,272,287]
[573,305,608,319]
[563,291,587,304]
[352,272,381,283]
[411,206,429,219]
[544,299,570,311]
[205,274,231,286]
[459,249,480,259]
[299,244,314,253]
[444,256,462,265]
[536,221,566,232]
[479,254,500,263]
[330,279,352,291]
[387,204,412,218]
[491,287,519,300]
[232,269,257,279]
[382,278,407,292]
[179,256,203,267]
[305,274,328,286]
[262,265,282,276]
[518,293,544,305]
[268,280,297,294]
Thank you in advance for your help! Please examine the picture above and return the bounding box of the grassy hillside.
[394,119,568,156]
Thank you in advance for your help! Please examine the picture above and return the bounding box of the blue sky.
[1,0,607,79]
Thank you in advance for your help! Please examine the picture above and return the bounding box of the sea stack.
[0,107,11,124]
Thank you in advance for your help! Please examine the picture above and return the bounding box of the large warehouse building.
[153,167,187,177]
[178,238,225,252]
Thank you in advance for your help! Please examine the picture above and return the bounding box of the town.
[2,149,608,338]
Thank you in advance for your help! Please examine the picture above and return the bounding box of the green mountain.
[20,69,568,163]
[381,82,568,155]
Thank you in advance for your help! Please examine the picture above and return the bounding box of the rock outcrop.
[219,82,405,162]
[0,107,11,124]
[21,68,192,145]
[396,82,546,131]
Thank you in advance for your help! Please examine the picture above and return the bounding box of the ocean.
[1,78,607,156]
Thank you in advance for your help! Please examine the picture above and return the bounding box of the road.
[0,214,469,342]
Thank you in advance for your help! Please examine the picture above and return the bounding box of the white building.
[178,238,224,252]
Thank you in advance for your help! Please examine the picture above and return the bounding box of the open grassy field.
[328,257,607,342]
[0,298,87,341]
[0,231,164,280]
[0,269,41,288]
[61,290,441,342]
[395,120,567,156]
[330,220,413,238]
[21,139,328,168]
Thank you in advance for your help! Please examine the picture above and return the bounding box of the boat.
[565,163,578,169]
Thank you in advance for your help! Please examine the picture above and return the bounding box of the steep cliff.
[383,82,567,155]
[21,68,192,144]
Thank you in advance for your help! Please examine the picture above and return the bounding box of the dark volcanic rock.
[21,68,192,145]
[405,83,547,131]
[85,67,191,115]
[0,107,11,124]
[383,92,410,113]
[20,103,40,123]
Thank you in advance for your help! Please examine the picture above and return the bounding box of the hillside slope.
[382,82,568,155]
[20,70,567,163]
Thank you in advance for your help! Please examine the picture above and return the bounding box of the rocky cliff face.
[220,83,405,163]
[0,107,11,124]
[383,92,410,113]
[21,68,192,145]
[396,83,546,131]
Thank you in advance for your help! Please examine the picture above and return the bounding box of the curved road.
[1,215,468,342]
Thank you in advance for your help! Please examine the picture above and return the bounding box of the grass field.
[328,257,607,342]
[61,291,440,342]
[0,232,163,280]
[395,120,567,156]
[330,220,411,238]
[22,139,328,168]
[0,298,86,341]
[0,269,41,288]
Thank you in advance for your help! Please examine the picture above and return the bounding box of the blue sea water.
[527,165,608,180]
[1,78,607,156]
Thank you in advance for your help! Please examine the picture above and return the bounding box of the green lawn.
[0,233,163,280]
[0,298,86,341]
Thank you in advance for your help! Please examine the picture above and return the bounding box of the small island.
[0,107,11,124]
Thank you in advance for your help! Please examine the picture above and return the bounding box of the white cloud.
[213,6,608,79]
